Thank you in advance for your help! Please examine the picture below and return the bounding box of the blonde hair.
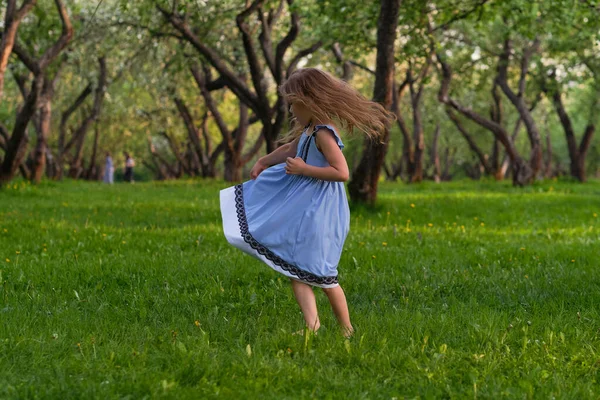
[279,68,395,144]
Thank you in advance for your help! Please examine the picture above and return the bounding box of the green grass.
[1,178,599,399]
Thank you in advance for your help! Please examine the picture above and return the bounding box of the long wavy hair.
[279,68,394,143]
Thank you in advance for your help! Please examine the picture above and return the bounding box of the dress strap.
[300,128,317,162]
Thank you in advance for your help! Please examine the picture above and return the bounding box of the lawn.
[0,179,599,399]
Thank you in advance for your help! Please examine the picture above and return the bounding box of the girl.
[104,152,114,184]
[220,68,392,336]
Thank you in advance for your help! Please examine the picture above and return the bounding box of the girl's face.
[289,101,312,125]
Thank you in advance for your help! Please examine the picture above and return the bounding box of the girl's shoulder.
[313,123,344,150]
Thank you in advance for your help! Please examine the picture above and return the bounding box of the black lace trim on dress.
[234,184,339,286]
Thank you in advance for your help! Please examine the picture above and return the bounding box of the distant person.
[123,152,135,183]
[219,68,394,338]
[103,152,114,184]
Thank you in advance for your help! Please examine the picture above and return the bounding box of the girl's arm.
[285,129,349,182]
[259,136,300,167]
[250,136,300,179]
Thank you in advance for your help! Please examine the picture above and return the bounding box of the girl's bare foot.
[342,326,354,338]
[292,323,320,336]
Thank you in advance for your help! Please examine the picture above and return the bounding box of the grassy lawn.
[0,179,599,399]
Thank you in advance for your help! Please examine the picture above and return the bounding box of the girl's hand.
[285,157,306,175]
[250,159,268,180]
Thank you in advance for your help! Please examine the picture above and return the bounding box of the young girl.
[220,68,392,336]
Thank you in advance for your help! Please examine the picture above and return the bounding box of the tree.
[348,0,401,204]
[0,0,72,185]
[156,0,322,154]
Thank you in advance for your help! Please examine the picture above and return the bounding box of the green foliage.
[0,179,599,397]
[1,0,599,181]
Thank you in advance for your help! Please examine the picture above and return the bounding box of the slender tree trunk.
[441,147,455,181]
[446,109,493,175]
[410,98,425,183]
[56,83,92,179]
[430,124,441,183]
[348,0,401,204]
[331,43,353,82]
[31,98,51,183]
[544,130,553,178]
[160,131,192,176]
[392,79,413,181]
[224,101,249,182]
[174,97,211,177]
[68,57,106,178]
[45,147,56,178]
[407,54,433,183]
[84,123,100,180]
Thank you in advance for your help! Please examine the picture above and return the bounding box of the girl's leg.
[322,285,354,336]
[290,279,320,331]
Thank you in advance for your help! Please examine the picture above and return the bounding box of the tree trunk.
[496,38,543,180]
[0,76,41,184]
[430,124,441,183]
[0,0,37,101]
[31,97,51,183]
[407,54,433,183]
[174,96,211,177]
[31,69,62,183]
[348,0,401,204]
[68,57,107,178]
[392,79,413,181]
[224,101,249,182]
[160,130,192,176]
[441,147,455,181]
[549,77,595,182]
[56,83,92,179]
[446,109,493,175]
[331,43,353,82]
[84,123,100,180]
[410,97,425,183]
[544,130,553,179]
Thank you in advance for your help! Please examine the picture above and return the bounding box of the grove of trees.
[1,0,599,203]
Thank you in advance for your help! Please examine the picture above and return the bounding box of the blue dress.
[220,124,350,288]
